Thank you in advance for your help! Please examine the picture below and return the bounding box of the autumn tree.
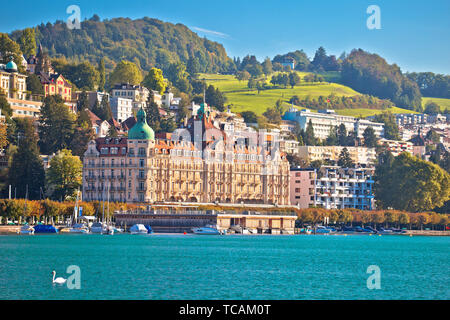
[142,67,167,94]
[108,60,143,87]
[375,152,450,212]
[46,149,82,200]
[7,118,45,200]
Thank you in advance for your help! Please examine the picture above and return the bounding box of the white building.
[111,83,149,109]
[297,145,377,166]
[283,109,384,140]
[314,166,375,210]
[110,97,133,123]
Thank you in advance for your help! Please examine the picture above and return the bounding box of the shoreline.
[1,226,449,236]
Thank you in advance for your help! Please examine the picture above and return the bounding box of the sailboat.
[69,190,89,234]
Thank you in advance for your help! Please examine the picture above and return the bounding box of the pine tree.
[7,118,45,200]
[98,58,106,92]
[145,91,161,132]
[326,126,339,146]
[338,148,354,168]
[338,124,348,146]
[304,120,317,146]
[38,96,76,154]
[363,126,378,148]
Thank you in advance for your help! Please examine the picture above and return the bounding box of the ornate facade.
[82,108,290,205]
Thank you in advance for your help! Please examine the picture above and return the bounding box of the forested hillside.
[10,16,236,74]
[341,49,422,111]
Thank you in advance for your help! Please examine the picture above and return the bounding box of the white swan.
[52,271,67,285]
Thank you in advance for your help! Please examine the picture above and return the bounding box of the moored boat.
[33,224,58,234]
[19,225,35,235]
[192,225,220,235]
[70,223,90,234]
[129,224,148,235]
[90,222,107,234]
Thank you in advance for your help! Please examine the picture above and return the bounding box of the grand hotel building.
[82,107,290,205]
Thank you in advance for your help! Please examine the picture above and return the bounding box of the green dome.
[5,60,17,72]
[128,108,155,140]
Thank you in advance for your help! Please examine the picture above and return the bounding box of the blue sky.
[3,0,450,73]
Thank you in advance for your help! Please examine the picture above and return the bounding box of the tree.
[341,49,422,111]
[247,78,257,90]
[304,120,317,146]
[38,96,76,154]
[426,129,441,144]
[288,72,301,88]
[46,149,82,200]
[166,62,191,93]
[325,126,338,146]
[262,58,273,75]
[372,112,400,140]
[424,101,441,115]
[145,91,161,132]
[160,116,177,133]
[240,111,258,124]
[7,118,45,200]
[92,95,113,121]
[186,57,200,77]
[70,111,95,157]
[108,60,143,87]
[0,122,7,151]
[142,67,167,94]
[98,58,106,92]
[374,152,450,212]
[363,126,378,148]
[337,124,348,146]
[0,33,24,73]
[235,70,251,82]
[262,108,282,124]
[26,74,44,95]
[205,85,226,112]
[107,125,119,137]
[0,94,12,118]
[18,28,36,57]
[53,61,100,91]
[338,148,354,168]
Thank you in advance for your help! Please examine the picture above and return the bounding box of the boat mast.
[73,190,79,225]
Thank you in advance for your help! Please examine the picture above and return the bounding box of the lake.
[0,234,448,300]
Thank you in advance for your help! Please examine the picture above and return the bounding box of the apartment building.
[314,166,375,210]
[289,168,316,208]
[297,145,377,166]
[283,108,384,140]
[378,138,413,156]
[110,96,134,123]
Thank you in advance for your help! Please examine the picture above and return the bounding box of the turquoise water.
[0,234,449,300]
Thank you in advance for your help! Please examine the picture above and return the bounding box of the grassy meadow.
[422,97,450,111]
[200,73,418,118]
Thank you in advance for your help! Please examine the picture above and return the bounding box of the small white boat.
[90,222,107,234]
[192,225,220,235]
[19,225,35,235]
[70,223,90,234]
[129,224,148,235]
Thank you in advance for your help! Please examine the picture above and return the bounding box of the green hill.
[201,73,417,117]
[10,17,235,73]
[422,97,450,111]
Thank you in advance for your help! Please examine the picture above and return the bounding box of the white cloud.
[190,26,230,39]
